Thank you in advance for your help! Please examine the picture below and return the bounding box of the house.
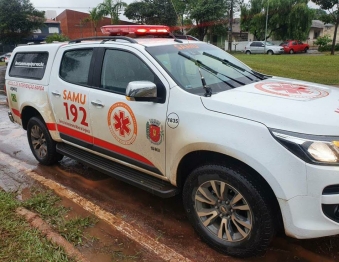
[56,9,136,40]
[24,19,61,44]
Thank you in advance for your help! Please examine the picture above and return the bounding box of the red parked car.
[280,40,309,54]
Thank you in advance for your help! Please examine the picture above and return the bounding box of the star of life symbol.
[114,110,131,137]
[255,82,329,100]
[270,84,313,95]
[108,102,137,145]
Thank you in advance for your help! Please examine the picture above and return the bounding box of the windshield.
[146,43,265,96]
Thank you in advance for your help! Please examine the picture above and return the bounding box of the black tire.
[27,117,63,165]
[267,50,273,55]
[183,164,275,258]
[245,50,251,55]
[0,58,4,62]
[304,48,308,53]
[289,49,294,54]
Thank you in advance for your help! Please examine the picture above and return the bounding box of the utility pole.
[264,0,269,53]
[228,0,233,52]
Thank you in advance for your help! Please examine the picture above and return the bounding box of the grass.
[0,188,97,262]
[233,54,339,85]
[23,189,97,246]
[0,190,73,262]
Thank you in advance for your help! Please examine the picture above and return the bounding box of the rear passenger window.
[60,49,93,86]
[9,52,48,80]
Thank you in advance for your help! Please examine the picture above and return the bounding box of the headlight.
[271,129,339,165]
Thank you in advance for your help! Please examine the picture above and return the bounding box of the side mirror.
[126,81,158,102]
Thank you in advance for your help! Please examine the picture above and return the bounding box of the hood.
[201,77,339,135]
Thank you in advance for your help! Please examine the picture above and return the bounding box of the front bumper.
[275,50,284,54]
[280,164,339,239]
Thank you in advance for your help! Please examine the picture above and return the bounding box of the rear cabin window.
[60,49,93,86]
[9,52,48,80]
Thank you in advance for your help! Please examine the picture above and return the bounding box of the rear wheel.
[267,50,273,55]
[27,117,63,165]
[304,47,308,53]
[183,164,275,257]
[245,50,251,55]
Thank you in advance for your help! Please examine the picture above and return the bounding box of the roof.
[311,20,325,28]
[45,19,60,24]
[134,38,203,47]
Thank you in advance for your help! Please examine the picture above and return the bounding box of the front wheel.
[245,50,251,55]
[289,49,294,54]
[267,50,273,55]
[304,48,308,53]
[27,117,63,165]
[183,165,275,257]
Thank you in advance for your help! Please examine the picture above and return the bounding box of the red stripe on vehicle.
[93,137,154,166]
[46,123,57,131]
[57,124,92,144]
[12,109,21,118]
[57,124,154,167]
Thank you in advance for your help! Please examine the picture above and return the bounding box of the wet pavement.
[1,93,339,261]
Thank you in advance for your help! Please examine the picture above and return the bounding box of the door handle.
[51,91,61,97]
[91,100,104,108]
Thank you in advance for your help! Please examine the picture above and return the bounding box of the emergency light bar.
[101,25,170,37]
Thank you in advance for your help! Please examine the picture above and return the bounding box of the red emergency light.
[101,25,170,37]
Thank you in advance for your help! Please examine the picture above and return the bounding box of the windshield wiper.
[178,51,246,94]
[202,52,265,81]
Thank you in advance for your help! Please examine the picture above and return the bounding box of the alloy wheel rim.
[194,180,252,242]
[30,125,47,158]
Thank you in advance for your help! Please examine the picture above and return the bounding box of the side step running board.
[56,143,179,198]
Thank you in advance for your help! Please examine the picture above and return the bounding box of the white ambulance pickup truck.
[5,25,339,257]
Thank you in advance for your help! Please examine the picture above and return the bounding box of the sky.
[30,0,319,20]
[30,0,136,20]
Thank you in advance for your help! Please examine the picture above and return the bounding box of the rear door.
[88,46,169,176]
[49,46,95,147]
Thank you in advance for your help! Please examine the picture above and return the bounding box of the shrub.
[45,33,70,43]
[318,43,339,52]
[314,35,332,48]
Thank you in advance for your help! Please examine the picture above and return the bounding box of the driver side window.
[101,49,156,94]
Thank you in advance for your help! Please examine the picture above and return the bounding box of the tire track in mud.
[0,151,192,262]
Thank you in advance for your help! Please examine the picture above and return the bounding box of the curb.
[16,207,89,262]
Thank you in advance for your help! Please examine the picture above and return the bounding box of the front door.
[88,47,169,176]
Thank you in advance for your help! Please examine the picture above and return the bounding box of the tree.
[124,0,177,27]
[85,7,104,36]
[98,0,127,25]
[311,0,339,55]
[185,0,229,41]
[312,8,327,20]
[241,0,314,41]
[0,0,45,45]
[45,34,70,43]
